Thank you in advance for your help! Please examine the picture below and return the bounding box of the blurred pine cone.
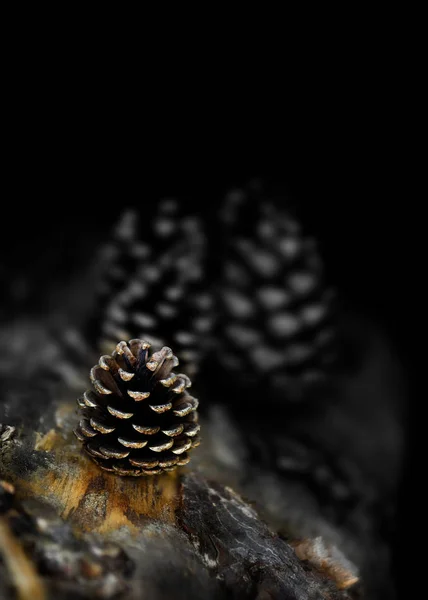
[88,200,214,378]
[83,187,338,404]
[74,339,200,476]
[213,181,337,401]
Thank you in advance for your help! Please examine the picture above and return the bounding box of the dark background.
[2,129,408,351]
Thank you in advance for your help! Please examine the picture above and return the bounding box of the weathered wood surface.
[0,409,355,599]
[0,311,404,599]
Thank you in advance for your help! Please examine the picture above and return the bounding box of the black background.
[2,124,408,351]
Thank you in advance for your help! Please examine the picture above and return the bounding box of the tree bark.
[0,312,403,599]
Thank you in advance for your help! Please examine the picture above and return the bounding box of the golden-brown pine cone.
[74,339,200,476]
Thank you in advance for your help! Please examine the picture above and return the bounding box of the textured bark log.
[178,473,356,599]
[0,399,358,600]
[0,312,403,599]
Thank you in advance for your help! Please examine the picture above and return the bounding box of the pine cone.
[87,200,213,378]
[74,339,200,476]
[214,182,337,400]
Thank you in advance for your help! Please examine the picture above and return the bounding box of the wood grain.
[3,424,180,535]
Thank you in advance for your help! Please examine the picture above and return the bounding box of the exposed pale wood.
[0,517,46,600]
[3,422,180,535]
[292,538,359,590]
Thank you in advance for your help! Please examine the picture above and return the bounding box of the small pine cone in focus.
[74,339,200,476]
[215,182,337,401]
[87,200,214,379]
